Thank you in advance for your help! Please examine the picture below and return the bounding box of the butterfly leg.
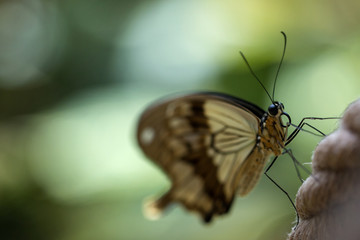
[282,148,313,184]
[285,117,340,146]
[264,156,299,227]
[283,148,304,183]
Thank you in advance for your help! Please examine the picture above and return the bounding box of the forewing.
[137,93,262,222]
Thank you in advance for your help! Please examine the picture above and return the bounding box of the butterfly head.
[268,101,291,127]
[268,101,284,116]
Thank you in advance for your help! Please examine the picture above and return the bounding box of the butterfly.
[136,32,314,223]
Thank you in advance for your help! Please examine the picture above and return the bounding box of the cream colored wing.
[137,92,264,222]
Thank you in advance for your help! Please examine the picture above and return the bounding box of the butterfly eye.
[268,104,279,116]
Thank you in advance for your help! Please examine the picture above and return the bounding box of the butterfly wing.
[137,92,266,222]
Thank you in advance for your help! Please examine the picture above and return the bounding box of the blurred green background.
[0,0,359,239]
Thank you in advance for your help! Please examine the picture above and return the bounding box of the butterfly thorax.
[257,102,288,156]
[258,115,285,156]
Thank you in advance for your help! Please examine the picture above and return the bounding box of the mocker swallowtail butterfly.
[136,32,329,223]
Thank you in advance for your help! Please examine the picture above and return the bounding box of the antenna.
[272,31,287,100]
[239,51,274,103]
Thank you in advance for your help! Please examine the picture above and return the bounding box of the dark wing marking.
[137,93,264,222]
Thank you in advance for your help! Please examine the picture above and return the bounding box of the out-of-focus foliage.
[0,0,359,239]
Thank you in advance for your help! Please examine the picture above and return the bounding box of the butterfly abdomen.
[234,146,271,196]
